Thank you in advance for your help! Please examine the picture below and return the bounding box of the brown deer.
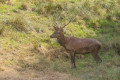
[50,17,102,68]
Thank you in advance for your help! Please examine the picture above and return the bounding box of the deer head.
[50,16,75,38]
[50,26,63,38]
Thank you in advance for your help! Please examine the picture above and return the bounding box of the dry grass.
[0,68,76,80]
[0,26,5,36]
[0,43,120,80]
[0,43,76,80]
[0,28,120,79]
[9,15,29,33]
[0,0,7,3]
[21,3,30,11]
[0,0,14,5]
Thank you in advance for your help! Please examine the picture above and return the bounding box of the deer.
[50,16,102,68]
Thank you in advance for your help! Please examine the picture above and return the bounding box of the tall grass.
[9,15,31,32]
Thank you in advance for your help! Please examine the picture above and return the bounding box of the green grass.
[48,50,120,80]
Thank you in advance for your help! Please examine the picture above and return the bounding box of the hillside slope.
[0,0,120,80]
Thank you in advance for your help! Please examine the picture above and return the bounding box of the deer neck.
[57,34,66,47]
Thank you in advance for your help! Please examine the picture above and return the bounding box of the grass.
[48,50,120,80]
[0,0,120,80]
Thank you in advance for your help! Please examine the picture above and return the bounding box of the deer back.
[65,37,102,53]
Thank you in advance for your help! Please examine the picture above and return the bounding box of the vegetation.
[0,0,120,80]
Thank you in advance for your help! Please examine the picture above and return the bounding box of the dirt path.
[0,68,78,80]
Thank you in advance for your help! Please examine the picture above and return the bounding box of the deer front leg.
[70,51,76,69]
[73,52,76,68]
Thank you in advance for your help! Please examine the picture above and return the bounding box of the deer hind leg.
[91,52,102,63]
